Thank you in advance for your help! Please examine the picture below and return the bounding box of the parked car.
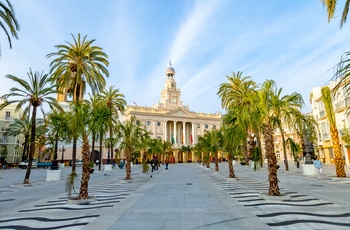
[76,159,83,166]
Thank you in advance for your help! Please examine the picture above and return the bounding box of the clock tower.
[160,61,182,108]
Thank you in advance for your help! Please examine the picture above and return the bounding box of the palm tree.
[258,80,281,196]
[160,140,172,164]
[98,86,126,163]
[321,86,346,177]
[321,0,349,27]
[67,100,93,199]
[116,116,146,180]
[197,133,212,168]
[46,109,69,161]
[47,33,109,172]
[6,117,31,161]
[0,0,20,57]
[222,114,246,178]
[0,69,61,184]
[135,128,151,173]
[270,87,304,171]
[206,129,223,172]
[217,72,258,165]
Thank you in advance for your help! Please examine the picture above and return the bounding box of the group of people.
[150,158,170,172]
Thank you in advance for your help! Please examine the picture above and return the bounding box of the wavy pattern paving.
[0,177,151,229]
[205,170,350,229]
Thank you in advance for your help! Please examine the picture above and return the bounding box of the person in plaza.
[155,158,159,170]
[165,158,169,170]
[95,159,99,167]
[119,159,124,169]
[313,156,323,180]
[151,158,155,172]
[3,159,7,170]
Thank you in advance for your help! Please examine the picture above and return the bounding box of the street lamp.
[59,145,66,164]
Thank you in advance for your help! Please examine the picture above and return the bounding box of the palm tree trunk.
[91,133,96,162]
[278,123,289,171]
[264,123,280,196]
[215,152,219,171]
[21,135,29,161]
[228,154,235,178]
[72,137,77,172]
[331,128,347,177]
[243,138,249,165]
[79,139,90,199]
[24,106,37,184]
[126,149,132,180]
[142,151,147,173]
[99,130,103,171]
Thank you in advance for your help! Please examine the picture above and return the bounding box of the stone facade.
[124,62,222,162]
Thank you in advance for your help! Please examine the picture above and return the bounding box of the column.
[164,121,167,142]
[182,121,186,145]
[174,121,177,144]
[191,123,194,145]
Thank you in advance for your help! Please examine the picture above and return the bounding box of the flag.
[171,134,175,144]
[181,133,184,144]
[190,134,193,144]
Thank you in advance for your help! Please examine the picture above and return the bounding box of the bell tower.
[160,61,182,107]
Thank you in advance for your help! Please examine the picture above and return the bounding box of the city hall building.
[124,62,222,163]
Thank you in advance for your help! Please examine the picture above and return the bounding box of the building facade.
[0,99,24,164]
[124,62,222,162]
[310,79,350,166]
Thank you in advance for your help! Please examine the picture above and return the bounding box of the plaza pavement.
[0,161,350,229]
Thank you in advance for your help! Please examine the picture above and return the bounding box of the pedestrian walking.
[313,156,323,180]
[3,160,7,170]
[151,159,155,172]
[165,158,169,170]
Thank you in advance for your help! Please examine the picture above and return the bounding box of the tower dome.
[165,61,175,77]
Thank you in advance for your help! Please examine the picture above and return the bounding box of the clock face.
[171,82,175,88]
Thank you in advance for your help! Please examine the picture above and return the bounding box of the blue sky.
[0,0,350,114]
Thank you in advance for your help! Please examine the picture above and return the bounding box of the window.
[5,111,10,119]
[2,134,8,142]
[321,121,330,139]
[136,120,140,125]
[172,97,176,104]
[197,124,200,129]
[146,121,151,126]
[213,125,216,129]
[157,137,161,140]
[157,121,161,126]
[205,124,209,129]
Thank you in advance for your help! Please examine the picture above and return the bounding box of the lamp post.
[59,145,66,164]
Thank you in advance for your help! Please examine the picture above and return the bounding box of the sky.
[0,0,350,114]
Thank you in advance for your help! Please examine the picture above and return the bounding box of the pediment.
[165,109,196,118]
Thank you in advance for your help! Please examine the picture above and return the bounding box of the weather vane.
[169,60,172,67]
